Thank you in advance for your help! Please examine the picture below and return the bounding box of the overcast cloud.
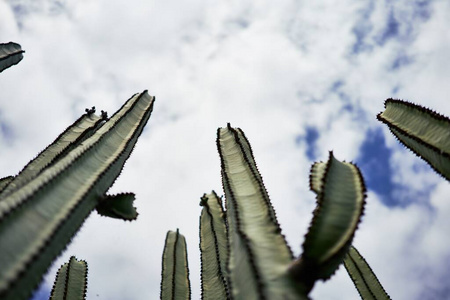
[1,0,449,299]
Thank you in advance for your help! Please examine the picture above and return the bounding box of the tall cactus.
[162,123,367,300]
[0,42,24,73]
[0,91,155,300]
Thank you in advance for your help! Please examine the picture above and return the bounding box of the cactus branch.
[199,192,230,299]
[0,91,154,300]
[50,256,88,300]
[0,42,24,73]
[160,229,191,300]
[377,99,450,181]
[289,152,366,292]
[344,246,391,300]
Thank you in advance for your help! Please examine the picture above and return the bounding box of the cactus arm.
[217,124,304,300]
[344,246,391,300]
[96,193,138,221]
[50,256,88,300]
[0,42,24,73]
[0,176,14,193]
[0,91,154,300]
[377,99,450,180]
[289,152,366,291]
[160,229,191,300]
[0,112,104,199]
[199,192,229,300]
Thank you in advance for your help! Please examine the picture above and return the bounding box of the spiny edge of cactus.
[95,192,138,221]
[0,91,152,221]
[0,176,14,193]
[225,123,294,258]
[64,256,88,300]
[199,192,230,300]
[294,151,366,283]
[217,127,266,300]
[160,229,192,300]
[377,101,450,180]
[0,91,154,298]
[0,113,104,199]
[50,256,88,300]
[344,246,392,300]
[382,98,450,123]
[2,197,96,300]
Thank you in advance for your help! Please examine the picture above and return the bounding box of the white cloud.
[0,1,449,299]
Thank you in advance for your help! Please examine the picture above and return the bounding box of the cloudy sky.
[1,0,450,299]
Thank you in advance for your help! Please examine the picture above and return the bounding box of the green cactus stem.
[0,90,154,300]
[344,246,391,300]
[0,42,24,73]
[96,193,138,221]
[160,229,191,300]
[0,110,104,199]
[289,152,366,292]
[199,192,229,300]
[217,124,303,300]
[50,256,88,300]
[377,99,450,181]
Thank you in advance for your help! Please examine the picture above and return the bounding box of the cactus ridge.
[161,229,191,300]
[0,112,104,199]
[50,256,88,300]
[383,98,450,122]
[0,91,154,299]
[0,176,14,193]
[232,126,294,258]
[377,99,450,180]
[299,151,366,281]
[171,229,180,298]
[218,127,266,300]
[344,246,391,300]
[199,192,230,300]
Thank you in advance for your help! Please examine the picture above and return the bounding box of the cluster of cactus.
[1,42,449,299]
[0,42,154,300]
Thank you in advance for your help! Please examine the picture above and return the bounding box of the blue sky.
[1,0,450,299]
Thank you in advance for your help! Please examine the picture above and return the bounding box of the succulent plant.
[0,42,25,73]
[50,256,88,300]
[0,89,155,300]
[161,124,367,300]
[160,100,449,300]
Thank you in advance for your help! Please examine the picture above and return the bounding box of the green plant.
[0,71,155,299]
[50,256,88,300]
[0,42,24,73]
[159,100,449,300]
[161,124,367,300]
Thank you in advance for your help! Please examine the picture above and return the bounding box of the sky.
[0,0,449,299]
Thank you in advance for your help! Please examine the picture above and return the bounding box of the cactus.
[50,256,88,300]
[160,123,367,300]
[377,99,450,181]
[343,246,391,300]
[0,42,24,73]
[160,229,192,300]
[0,90,155,300]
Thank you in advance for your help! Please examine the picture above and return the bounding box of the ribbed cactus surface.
[0,91,154,300]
